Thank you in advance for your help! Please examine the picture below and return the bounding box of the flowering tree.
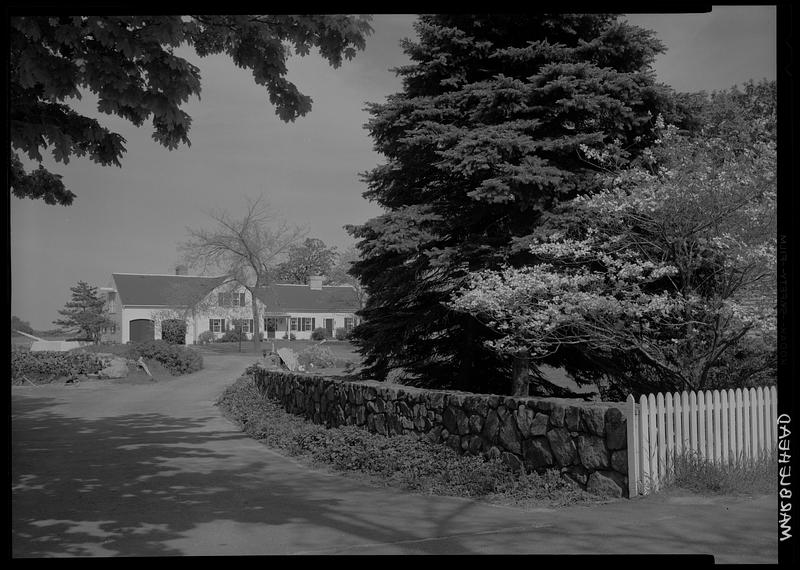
[451,114,776,397]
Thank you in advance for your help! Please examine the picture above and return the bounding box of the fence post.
[756,387,765,460]
[705,390,714,461]
[648,393,658,491]
[689,390,698,455]
[626,395,639,498]
[511,349,530,397]
[665,393,675,475]
[712,390,722,464]
[656,392,666,483]
[720,390,729,465]
[743,388,752,460]
[735,388,744,462]
[771,386,778,450]
[674,392,683,459]
[639,394,650,494]
[697,390,706,461]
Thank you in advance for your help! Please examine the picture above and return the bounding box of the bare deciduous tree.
[180,195,306,351]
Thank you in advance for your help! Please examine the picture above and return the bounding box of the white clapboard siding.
[626,386,777,496]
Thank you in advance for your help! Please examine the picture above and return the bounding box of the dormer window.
[218,292,247,307]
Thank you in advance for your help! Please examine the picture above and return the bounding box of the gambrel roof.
[112,273,229,306]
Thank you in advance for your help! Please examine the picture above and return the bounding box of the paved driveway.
[12,352,778,560]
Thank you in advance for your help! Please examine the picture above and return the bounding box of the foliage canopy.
[9,15,372,205]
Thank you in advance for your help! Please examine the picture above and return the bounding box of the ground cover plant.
[73,340,203,376]
[216,375,595,507]
[661,450,777,496]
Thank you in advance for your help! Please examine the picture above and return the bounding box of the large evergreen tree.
[53,281,112,342]
[347,14,673,393]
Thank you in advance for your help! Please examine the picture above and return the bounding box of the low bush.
[298,344,338,369]
[334,327,350,341]
[197,330,215,345]
[216,377,591,506]
[218,328,247,343]
[12,349,105,382]
[310,327,329,341]
[129,340,203,376]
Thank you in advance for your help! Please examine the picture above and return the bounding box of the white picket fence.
[625,386,778,497]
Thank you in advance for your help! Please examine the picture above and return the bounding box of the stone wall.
[252,370,630,497]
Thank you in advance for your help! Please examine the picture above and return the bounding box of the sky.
[9,8,777,331]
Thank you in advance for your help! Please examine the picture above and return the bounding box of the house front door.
[325,318,334,337]
[265,317,277,339]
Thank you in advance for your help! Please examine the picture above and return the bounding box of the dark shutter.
[209,318,213,332]
[312,317,316,330]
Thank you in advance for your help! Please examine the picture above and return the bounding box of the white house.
[99,267,360,344]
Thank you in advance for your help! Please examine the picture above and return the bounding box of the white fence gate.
[626,386,778,497]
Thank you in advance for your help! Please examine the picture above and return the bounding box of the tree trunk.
[511,349,530,396]
[250,287,261,353]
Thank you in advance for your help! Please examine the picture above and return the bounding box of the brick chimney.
[309,275,323,290]
[175,264,188,276]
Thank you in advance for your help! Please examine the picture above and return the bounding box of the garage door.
[129,319,155,343]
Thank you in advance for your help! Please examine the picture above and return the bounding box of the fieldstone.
[468,414,484,434]
[577,434,610,470]
[580,407,606,436]
[97,356,128,379]
[445,434,461,452]
[466,435,483,455]
[611,449,628,474]
[414,416,429,432]
[426,426,445,444]
[427,391,446,410]
[586,471,624,498]
[502,452,524,473]
[564,406,581,431]
[564,464,589,486]
[549,404,566,427]
[485,395,501,409]
[498,413,522,455]
[481,409,501,445]
[375,398,386,413]
[397,401,412,418]
[374,413,388,436]
[605,407,627,450]
[442,405,470,435]
[515,407,535,437]
[523,437,554,469]
[547,428,578,467]
[356,406,366,426]
[486,446,502,461]
[363,387,376,401]
[463,396,489,417]
[530,412,549,436]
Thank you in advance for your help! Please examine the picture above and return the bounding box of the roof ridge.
[112,272,228,278]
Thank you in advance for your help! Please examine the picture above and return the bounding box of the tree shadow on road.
[11,394,480,557]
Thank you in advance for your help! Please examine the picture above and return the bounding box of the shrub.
[289,333,296,341]
[11,349,105,382]
[310,327,329,341]
[219,328,246,343]
[197,330,215,345]
[161,319,187,345]
[298,344,337,368]
[129,340,203,375]
[334,327,350,341]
